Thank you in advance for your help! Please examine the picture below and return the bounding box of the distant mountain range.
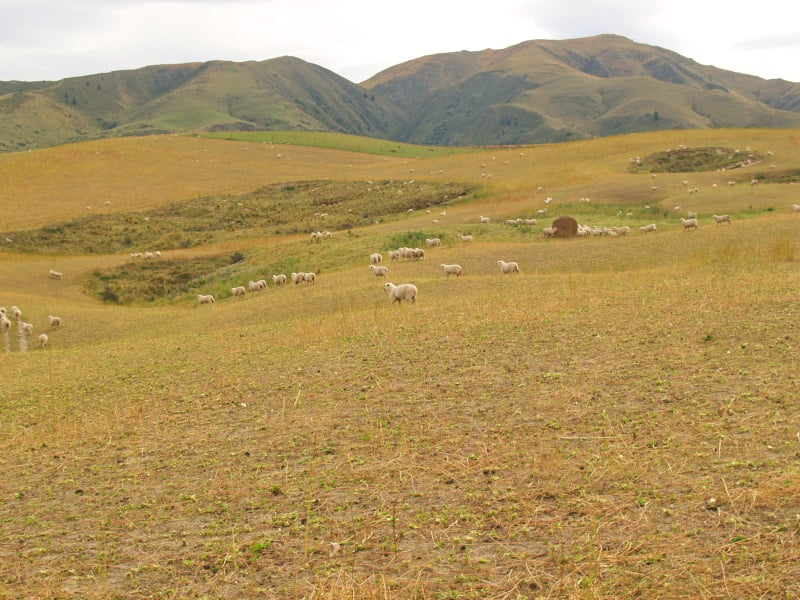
[2,34,800,152]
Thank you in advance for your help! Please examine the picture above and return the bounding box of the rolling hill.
[2,34,800,152]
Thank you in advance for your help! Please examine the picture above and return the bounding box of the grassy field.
[1,128,799,599]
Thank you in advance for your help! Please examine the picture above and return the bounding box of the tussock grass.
[1,128,800,599]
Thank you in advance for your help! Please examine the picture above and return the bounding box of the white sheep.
[712,214,731,224]
[304,272,316,285]
[639,223,658,233]
[439,263,463,277]
[48,315,62,329]
[0,315,10,331]
[680,218,699,231]
[10,305,22,320]
[38,333,49,348]
[542,227,557,238]
[479,216,491,223]
[425,238,441,247]
[21,322,34,335]
[687,211,697,219]
[196,294,215,305]
[48,269,63,280]
[614,226,631,236]
[248,279,267,292]
[369,264,389,277]
[291,272,306,285]
[388,250,400,261]
[369,253,383,265]
[458,234,473,242]
[792,204,800,213]
[496,260,520,274]
[384,282,417,304]
[272,274,287,286]
[231,286,246,298]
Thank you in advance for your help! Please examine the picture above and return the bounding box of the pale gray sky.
[1,0,798,83]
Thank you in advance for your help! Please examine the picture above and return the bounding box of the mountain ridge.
[2,34,799,152]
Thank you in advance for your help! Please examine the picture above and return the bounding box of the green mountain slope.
[2,34,800,152]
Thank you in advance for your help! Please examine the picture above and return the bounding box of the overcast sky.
[1,0,799,84]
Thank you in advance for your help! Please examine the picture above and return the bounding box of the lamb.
[384,282,417,304]
[425,238,441,247]
[680,218,699,231]
[439,263,463,277]
[272,274,287,286]
[196,294,215,305]
[479,216,491,223]
[48,269,63,280]
[369,264,389,277]
[231,286,247,298]
[458,234,473,242]
[38,333,49,348]
[496,260,520,274]
[48,315,62,329]
[542,227,557,238]
[369,253,383,265]
[712,214,731,224]
[639,223,658,233]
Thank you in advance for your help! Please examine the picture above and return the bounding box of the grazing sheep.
[458,234,473,242]
[425,238,441,247]
[21,322,34,335]
[369,253,383,265]
[48,315,62,329]
[542,227,557,238]
[304,272,316,285]
[231,286,247,298]
[712,214,731,224]
[291,272,306,285]
[480,216,491,223]
[369,264,389,277]
[248,279,267,292]
[496,260,520,274]
[687,211,697,219]
[439,263,463,277]
[0,315,10,330]
[384,282,417,304]
[10,305,22,320]
[48,269,63,280]
[388,250,400,261]
[196,294,215,305]
[272,274,287,286]
[680,218,699,231]
[38,333,49,348]
[410,248,425,260]
[639,223,658,233]
[614,226,631,236]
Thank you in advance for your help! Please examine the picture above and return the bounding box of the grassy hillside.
[1,129,799,598]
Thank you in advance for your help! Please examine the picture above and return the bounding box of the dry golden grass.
[1,128,799,599]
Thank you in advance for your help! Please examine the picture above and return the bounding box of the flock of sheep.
[1,304,61,352]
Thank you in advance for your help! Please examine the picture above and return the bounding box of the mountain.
[2,34,800,152]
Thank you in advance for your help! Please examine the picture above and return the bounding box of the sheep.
[38,333,49,348]
[542,227,557,238]
[388,250,400,261]
[10,305,21,320]
[479,216,491,223]
[384,282,417,304]
[439,263,463,277]
[272,274,287,286]
[614,226,631,236]
[369,253,383,265]
[291,272,305,285]
[411,248,425,260]
[425,238,441,247]
[458,234,473,242]
[48,269,63,280]
[369,264,389,277]
[496,260,520,274]
[248,279,267,292]
[687,211,697,219]
[680,218,699,231]
[48,315,62,329]
[231,285,247,298]
[304,272,316,285]
[196,294,215,305]
[21,322,34,335]
[0,315,10,331]
[712,214,731,224]
[639,223,658,233]
[792,204,800,213]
